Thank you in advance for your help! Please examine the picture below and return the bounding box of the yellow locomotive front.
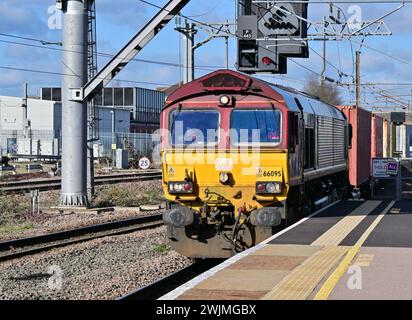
[161,71,296,258]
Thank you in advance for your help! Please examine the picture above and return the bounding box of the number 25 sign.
[139,157,151,170]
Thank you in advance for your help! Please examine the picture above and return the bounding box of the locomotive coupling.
[250,207,282,227]
[163,206,194,228]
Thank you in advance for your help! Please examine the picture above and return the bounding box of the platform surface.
[161,200,412,300]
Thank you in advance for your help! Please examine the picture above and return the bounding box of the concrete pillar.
[60,0,89,207]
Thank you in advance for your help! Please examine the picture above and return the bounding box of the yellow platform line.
[262,246,349,300]
[313,200,395,300]
[311,201,381,246]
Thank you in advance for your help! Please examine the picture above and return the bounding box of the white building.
[0,95,130,157]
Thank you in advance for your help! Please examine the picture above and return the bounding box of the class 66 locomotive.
[161,69,350,259]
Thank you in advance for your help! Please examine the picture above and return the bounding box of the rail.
[0,213,163,262]
[0,170,162,193]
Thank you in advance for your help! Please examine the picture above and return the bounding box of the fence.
[97,132,160,158]
[0,130,160,161]
[0,130,60,157]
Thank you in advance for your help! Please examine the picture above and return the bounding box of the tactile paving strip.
[262,246,349,300]
[269,201,365,245]
[311,201,381,246]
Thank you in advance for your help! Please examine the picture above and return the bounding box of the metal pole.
[86,0,97,202]
[320,16,326,85]
[176,16,182,85]
[22,82,29,138]
[396,158,402,201]
[225,36,229,69]
[188,23,195,82]
[183,18,189,84]
[111,110,116,166]
[356,50,361,108]
[60,0,89,207]
[87,103,95,201]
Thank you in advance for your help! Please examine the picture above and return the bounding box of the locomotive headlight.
[256,182,282,195]
[174,183,184,192]
[266,183,279,194]
[219,95,230,106]
[219,172,230,184]
[168,181,194,194]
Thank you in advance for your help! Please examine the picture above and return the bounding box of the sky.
[1,0,412,110]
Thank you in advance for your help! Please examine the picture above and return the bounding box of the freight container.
[337,106,371,188]
[371,114,384,159]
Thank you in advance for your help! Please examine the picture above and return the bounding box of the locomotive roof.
[255,77,345,120]
[166,69,345,121]
[269,83,345,120]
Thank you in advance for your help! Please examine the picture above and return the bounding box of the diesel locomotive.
[161,69,350,258]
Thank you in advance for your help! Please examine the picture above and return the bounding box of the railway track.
[119,259,223,300]
[0,170,162,193]
[0,214,163,262]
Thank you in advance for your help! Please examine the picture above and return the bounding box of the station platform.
[161,200,412,300]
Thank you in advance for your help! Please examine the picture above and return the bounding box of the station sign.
[372,158,399,178]
[386,161,399,176]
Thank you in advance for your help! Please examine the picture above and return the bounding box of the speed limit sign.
[139,157,151,170]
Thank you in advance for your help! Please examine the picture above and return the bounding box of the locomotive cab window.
[169,109,220,146]
[230,109,281,146]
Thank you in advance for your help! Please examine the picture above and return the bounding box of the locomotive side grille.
[317,117,346,168]
[333,119,346,166]
[317,117,334,168]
